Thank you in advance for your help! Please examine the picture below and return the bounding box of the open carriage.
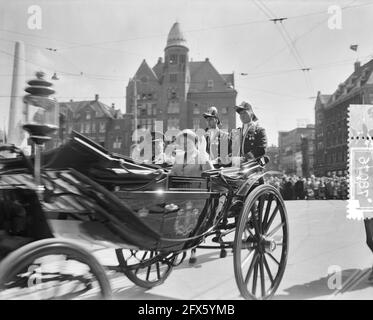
[0,132,288,300]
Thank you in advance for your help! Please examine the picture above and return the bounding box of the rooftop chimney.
[95,94,99,101]
[70,99,73,102]
[205,58,209,62]
[354,61,361,72]
[111,103,115,109]
[157,57,162,63]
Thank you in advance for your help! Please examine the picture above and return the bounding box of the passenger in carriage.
[170,129,214,265]
[203,106,231,166]
[170,129,214,177]
[233,102,267,164]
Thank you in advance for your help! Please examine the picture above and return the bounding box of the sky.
[1,0,373,146]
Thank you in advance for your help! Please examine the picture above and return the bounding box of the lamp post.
[23,71,59,189]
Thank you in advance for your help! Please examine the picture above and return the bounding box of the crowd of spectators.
[266,175,348,200]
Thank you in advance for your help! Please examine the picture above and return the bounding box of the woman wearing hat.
[170,129,213,177]
[233,101,267,163]
[203,106,231,166]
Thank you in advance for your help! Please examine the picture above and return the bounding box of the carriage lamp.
[23,71,59,188]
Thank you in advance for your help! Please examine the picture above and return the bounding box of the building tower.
[159,22,190,130]
[8,41,26,147]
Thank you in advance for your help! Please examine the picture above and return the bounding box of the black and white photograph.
[0,0,373,304]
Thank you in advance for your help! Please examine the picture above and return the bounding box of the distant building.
[265,145,280,172]
[278,125,315,176]
[314,59,373,176]
[126,22,237,135]
[47,94,133,156]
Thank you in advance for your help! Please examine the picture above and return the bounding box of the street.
[93,200,373,300]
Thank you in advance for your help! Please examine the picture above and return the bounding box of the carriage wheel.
[116,249,176,289]
[233,184,288,300]
[0,239,111,300]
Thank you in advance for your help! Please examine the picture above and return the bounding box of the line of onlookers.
[265,175,348,200]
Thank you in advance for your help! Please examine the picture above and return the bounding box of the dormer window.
[207,80,214,88]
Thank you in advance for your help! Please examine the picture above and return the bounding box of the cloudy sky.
[1,0,373,145]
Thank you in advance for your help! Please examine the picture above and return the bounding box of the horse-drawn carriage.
[0,131,288,300]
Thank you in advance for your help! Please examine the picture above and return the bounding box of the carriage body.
[0,132,288,300]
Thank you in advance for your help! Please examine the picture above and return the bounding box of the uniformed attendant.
[233,102,267,163]
[202,106,231,166]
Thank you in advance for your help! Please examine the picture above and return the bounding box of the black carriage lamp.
[23,71,59,188]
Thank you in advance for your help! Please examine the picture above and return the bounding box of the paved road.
[92,200,373,300]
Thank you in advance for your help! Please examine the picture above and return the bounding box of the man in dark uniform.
[233,102,267,163]
[202,106,231,166]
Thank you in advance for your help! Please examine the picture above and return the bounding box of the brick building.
[54,94,133,156]
[278,125,315,176]
[126,22,237,134]
[314,60,373,176]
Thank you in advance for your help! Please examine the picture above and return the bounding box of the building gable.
[189,60,233,93]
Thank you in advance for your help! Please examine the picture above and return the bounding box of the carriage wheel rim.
[0,239,111,300]
[234,185,288,300]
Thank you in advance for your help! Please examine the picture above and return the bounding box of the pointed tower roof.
[166,22,187,49]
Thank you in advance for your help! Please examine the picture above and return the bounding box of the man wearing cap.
[203,106,231,166]
[234,102,267,163]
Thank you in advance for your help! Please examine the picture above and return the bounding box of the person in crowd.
[294,177,305,200]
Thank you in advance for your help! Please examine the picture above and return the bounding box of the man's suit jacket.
[237,122,267,160]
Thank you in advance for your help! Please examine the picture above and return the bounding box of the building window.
[99,122,106,133]
[180,55,186,64]
[193,107,200,115]
[91,123,96,133]
[152,104,157,116]
[85,123,90,134]
[86,112,91,120]
[169,54,177,64]
[168,101,180,114]
[193,119,200,130]
[147,103,152,116]
[207,80,214,88]
[167,118,179,130]
[80,123,84,133]
[170,74,177,83]
[113,137,122,149]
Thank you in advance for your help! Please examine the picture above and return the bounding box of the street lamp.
[23,71,59,190]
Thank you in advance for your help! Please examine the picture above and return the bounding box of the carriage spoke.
[251,203,261,236]
[244,252,259,285]
[266,222,285,238]
[266,252,280,266]
[156,262,161,280]
[241,249,255,269]
[146,252,154,281]
[258,196,265,234]
[262,194,273,228]
[264,203,280,234]
[259,255,266,297]
[252,258,259,296]
[263,255,274,285]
